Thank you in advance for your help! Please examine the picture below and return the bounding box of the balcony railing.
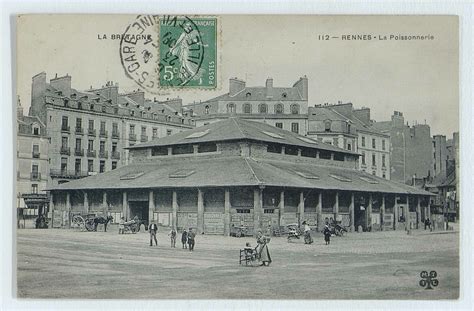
[75,127,84,135]
[99,130,108,138]
[60,147,70,155]
[129,133,137,141]
[30,172,41,181]
[74,148,84,156]
[50,169,89,179]
[99,150,108,159]
[112,131,120,139]
[61,125,70,133]
[88,128,96,136]
[87,150,96,158]
[140,135,148,142]
[111,151,120,159]
[32,151,40,158]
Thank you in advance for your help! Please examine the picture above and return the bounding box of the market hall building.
[48,118,433,235]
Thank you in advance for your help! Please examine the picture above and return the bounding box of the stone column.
[317,192,323,231]
[167,147,172,156]
[197,189,204,234]
[367,194,372,230]
[281,146,285,155]
[50,192,54,229]
[393,196,397,230]
[148,190,155,224]
[66,192,71,228]
[193,144,199,154]
[102,191,107,215]
[84,192,89,213]
[253,188,262,234]
[427,199,431,220]
[279,191,285,227]
[349,192,355,232]
[298,191,305,226]
[416,196,421,229]
[224,189,231,236]
[122,191,128,220]
[297,149,302,157]
[334,192,339,222]
[330,153,334,160]
[380,195,385,231]
[172,191,178,230]
[316,151,320,159]
[405,195,410,229]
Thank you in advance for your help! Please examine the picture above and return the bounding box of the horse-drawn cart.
[71,213,113,232]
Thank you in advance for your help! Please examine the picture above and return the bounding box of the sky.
[16,14,459,136]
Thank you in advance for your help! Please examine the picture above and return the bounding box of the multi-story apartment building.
[372,111,433,184]
[16,98,49,227]
[307,103,390,180]
[184,77,309,135]
[28,72,194,186]
[432,135,447,178]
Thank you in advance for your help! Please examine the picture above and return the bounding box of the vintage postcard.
[14,14,460,301]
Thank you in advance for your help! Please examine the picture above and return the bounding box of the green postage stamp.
[120,15,217,92]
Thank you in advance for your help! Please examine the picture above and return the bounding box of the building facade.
[49,118,432,235]
[28,72,194,186]
[307,103,390,180]
[185,77,309,135]
[372,111,433,184]
[16,98,49,227]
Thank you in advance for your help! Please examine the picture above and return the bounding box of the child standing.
[169,228,177,248]
[181,229,188,249]
[118,217,125,234]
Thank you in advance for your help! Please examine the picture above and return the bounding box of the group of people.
[302,221,332,245]
[148,222,196,251]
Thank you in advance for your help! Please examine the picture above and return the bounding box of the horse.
[93,215,113,232]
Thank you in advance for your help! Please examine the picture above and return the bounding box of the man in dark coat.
[181,229,188,249]
[187,228,196,251]
[149,222,158,246]
[323,224,331,245]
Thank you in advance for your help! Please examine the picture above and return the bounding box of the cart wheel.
[72,215,85,231]
[85,219,95,232]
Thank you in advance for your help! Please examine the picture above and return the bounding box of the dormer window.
[258,103,268,114]
[275,103,284,114]
[324,120,331,132]
[153,113,158,120]
[204,105,210,114]
[227,103,236,113]
[290,104,300,114]
[78,102,82,110]
[130,110,135,117]
[246,92,251,98]
[90,104,94,111]
[32,126,40,136]
[243,103,251,114]
[102,106,106,113]
[166,115,171,122]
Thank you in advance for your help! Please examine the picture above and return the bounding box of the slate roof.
[202,86,304,103]
[309,106,386,136]
[129,118,358,155]
[48,156,432,196]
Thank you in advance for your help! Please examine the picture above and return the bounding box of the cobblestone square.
[16,227,459,299]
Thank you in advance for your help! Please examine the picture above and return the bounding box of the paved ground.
[16,226,459,299]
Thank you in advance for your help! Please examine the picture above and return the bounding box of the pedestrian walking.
[118,217,125,234]
[187,228,196,251]
[256,230,272,266]
[323,224,331,245]
[149,222,158,246]
[169,228,177,248]
[181,229,188,249]
[302,221,313,244]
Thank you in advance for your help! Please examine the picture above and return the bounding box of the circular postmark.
[120,15,207,93]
